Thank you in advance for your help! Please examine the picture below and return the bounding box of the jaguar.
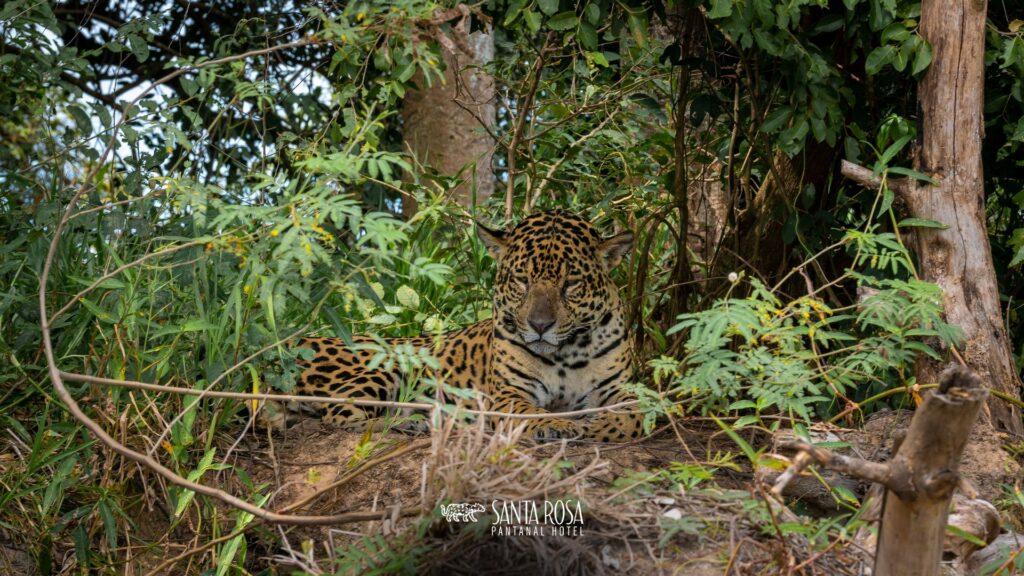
[278,210,643,441]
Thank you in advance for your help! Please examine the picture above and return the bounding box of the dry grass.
[233,414,862,575]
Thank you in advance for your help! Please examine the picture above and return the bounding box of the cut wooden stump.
[772,366,988,576]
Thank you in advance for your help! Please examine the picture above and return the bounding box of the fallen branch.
[59,370,640,419]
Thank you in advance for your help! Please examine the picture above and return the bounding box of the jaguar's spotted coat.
[284,210,643,441]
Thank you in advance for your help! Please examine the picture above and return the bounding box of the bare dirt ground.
[225,416,873,575]
[11,409,1017,575]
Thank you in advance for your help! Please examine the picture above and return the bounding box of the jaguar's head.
[477,210,633,355]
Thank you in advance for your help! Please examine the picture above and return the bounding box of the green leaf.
[879,186,895,214]
[832,484,860,505]
[98,499,118,550]
[524,9,541,33]
[734,415,761,427]
[548,11,578,31]
[396,285,420,309]
[122,124,139,146]
[627,10,648,46]
[94,102,112,129]
[1009,243,1024,268]
[215,496,266,576]
[181,76,199,97]
[885,166,936,184]
[353,275,388,309]
[761,106,793,133]
[912,39,933,75]
[708,0,733,19]
[127,34,149,63]
[79,297,115,323]
[588,51,609,67]
[865,45,895,75]
[66,104,92,135]
[578,21,598,50]
[946,525,987,548]
[892,42,909,71]
[323,306,354,347]
[810,15,844,34]
[73,524,89,568]
[881,22,910,43]
[504,0,526,24]
[879,134,912,164]
[586,3,601,25]
[152,319,218,337]
[897,218,949,229]
[367,313,397,325]
[70,275,126,289]
[538,0,560,16]
[713,416,761,465]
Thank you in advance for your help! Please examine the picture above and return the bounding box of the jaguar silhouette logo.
[440,502,486,523]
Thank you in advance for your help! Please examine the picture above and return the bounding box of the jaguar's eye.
[563,279,582,295]
[512,276,529,289]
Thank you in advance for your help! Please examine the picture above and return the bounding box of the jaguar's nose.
[529,318,554,335]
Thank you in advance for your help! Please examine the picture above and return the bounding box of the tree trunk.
[401,29,496,217]
[909,0,1022,434]
[842,0,1021,434]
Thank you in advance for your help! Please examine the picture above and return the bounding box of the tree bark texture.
[735,143,835,283]
[402,30,495,216]
[873,368,988,576]
[909,0,1022,434]
[665,6,703,322]
[688,160,729,274]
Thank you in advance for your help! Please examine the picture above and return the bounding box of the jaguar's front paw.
[530,417,583,440]
[253,399,289,432]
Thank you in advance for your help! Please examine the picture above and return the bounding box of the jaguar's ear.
[599,231,634,269]
[476,222,508,261]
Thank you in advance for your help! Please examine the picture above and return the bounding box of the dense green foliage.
[1,0,1022,573]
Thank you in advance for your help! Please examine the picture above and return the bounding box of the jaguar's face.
[477,210,633,355]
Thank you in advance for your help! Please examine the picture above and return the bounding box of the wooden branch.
[839,160,912,197]
[771,442,894,496]
[505,35,551,223]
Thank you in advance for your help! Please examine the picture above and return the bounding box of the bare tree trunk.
[401,29,495,217]
[842,0,1021,434]
[663,6,702,322]
[687,160,729,274]
[911,0,1021,434]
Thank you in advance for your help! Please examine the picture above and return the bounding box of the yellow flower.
[356,11,365,22]
[271,229,280,237]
